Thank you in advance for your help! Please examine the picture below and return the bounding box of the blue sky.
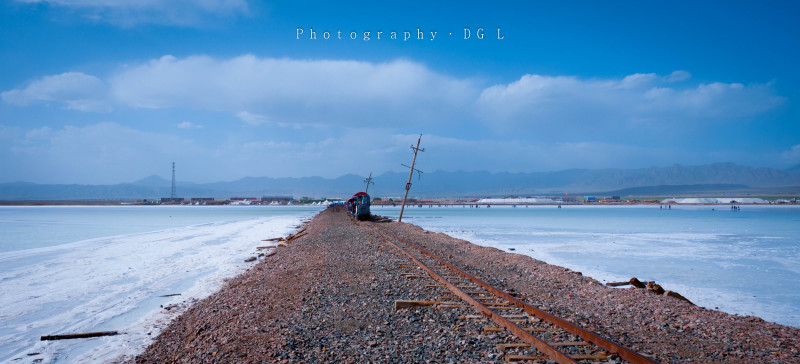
[1,0,798,184]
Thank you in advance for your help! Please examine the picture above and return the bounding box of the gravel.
[134,206,800,363]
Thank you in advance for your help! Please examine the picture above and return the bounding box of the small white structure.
[660,197,768,204]
[229,199,253,205]
[476,197,557,204]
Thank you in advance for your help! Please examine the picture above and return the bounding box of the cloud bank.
[477,72,784,132]
[2,55,784,133]
[1,72,111,112]
[3,123,691,184]
[1,56,790,183]
[109,55,477,128]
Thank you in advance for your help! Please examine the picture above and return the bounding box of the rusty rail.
[365,222,659,364]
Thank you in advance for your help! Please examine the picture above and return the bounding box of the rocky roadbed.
[135,207,800,363]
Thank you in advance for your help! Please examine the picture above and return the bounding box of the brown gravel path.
[135,206,800,363]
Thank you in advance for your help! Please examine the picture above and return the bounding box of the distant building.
[159,197,185,204]
[585,196,597,202]
[191,197,214,201]
[261,196,293,204]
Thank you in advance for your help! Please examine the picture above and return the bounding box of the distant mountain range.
[1,163,799,201]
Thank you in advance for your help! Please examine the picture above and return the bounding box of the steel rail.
[364,223,579,363]
[370,223,659,364]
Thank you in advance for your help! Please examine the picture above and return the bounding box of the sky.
[1,0,799,184]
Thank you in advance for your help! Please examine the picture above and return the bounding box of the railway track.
[363,221,659,364]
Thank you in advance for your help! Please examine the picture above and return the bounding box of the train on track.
[346,192,371,221]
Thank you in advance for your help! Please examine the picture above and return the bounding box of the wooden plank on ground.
[394,300,441,310]
[664,290,694,304]
[41,331,119,341]
[647,281,666,295]
[629,277,646,288]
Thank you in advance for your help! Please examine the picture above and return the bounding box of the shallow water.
[0,205,321,363]
[0,205,322,253]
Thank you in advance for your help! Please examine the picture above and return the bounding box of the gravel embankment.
[135,206,800,363]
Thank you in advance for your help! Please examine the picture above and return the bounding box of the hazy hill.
[1,163,798,200]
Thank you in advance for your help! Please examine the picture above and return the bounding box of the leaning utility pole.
[398,135,424,223]
[364,172,374,194]
[170,162,176,200]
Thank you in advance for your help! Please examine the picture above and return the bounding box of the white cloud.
[3,57,785,141]
[109,55,477,128]
[176,121,203,129]
[666,70,691,82]
[1,72,111,112]
[15,0,249,27]
[782,144,800,165]
[477,72,784,132]
[235,111,269,126]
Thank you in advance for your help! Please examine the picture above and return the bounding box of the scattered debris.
[606,277,693,305]
[244,257,257,262]
[629,277,647,288]
[163,304,179,311]
[663,290,693,304]
[41,331,119,341]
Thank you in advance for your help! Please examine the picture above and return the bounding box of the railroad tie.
[497,341,590,350]
[394,300,441,310]
[504,352,608,362]
[437,304,470,309]
[486,326,559,333]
